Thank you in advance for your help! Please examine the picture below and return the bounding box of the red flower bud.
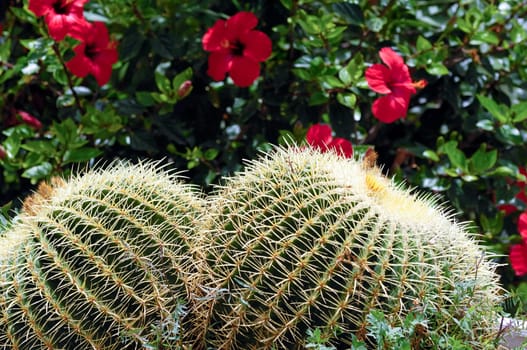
[17,110,42,129]
[177,80,193,99]
[0,145,6,160]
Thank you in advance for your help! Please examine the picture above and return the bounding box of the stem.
[51,42,84,114]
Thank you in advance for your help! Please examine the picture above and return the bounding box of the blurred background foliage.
[1,0,527,309]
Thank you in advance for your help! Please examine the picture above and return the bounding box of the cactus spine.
[0,161,205,349]
[200,146,502,349]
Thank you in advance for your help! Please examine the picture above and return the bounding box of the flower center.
[52,0,71,15]
[84,44,99,60]
[220,39,245,56]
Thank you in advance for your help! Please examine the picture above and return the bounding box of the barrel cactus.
[199,146,503,349]
[0,161,206,349]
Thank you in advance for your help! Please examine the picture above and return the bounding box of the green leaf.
[332,3,363,25]
[338,67,351,86]
[325,26,347,43]
[51,119,86,148]
[456,17,472,33]
[416,36,433,51]
[476,119,495,131]
[204,148,219,161]
[339,54,364,86]
[136,91,156,107]
[151,35,174,59]
[119,28,145,61]
[427,62,449,76]
[422,150,439,162]
[172,68,193,94]
[480,213,503,236]
[308,91,329,106]
[23,152,46,168]
[497,124,522,145]
[296,11,322,35]
[469,144,497,174]
[279,0,292,10]
[336,93,356,109]
[442,141,467,172]
[3,137,21,159]
[512,101,527,123]
[488,166,515,177]
[155,71,172,94]
[22,162,53,183]
[292,68,312,81]
[476,94,509,123]
[471,31,499,45]
[21,140,57,155]
[366,17,386,32]
[63,148,103,164]
[321,75,345,88]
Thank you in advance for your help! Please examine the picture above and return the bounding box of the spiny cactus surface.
[200,146,502,349]
[0,161,205,350]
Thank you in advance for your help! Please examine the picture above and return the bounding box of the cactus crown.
[200,146,502,349]
[0,160,205,349]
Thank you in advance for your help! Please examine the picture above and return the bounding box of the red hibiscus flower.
[498,204,518,216]
[510,211,527,276]
[28,0,90,41]
[516,167,527,203]
[65,21,118,86]
[306,123,353,158]
[202,11,272,87]
[365,47,426,123]
[497,167,527,215]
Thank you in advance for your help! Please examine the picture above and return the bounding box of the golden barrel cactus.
[199,147,502,349]
[0,161,205,349]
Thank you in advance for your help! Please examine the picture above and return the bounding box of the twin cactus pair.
[0,147,502,349]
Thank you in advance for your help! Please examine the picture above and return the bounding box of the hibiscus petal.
[241,30,272,62]
[65,45,92,78]
[202,19,229,52]
[227,12,258,35]
[46,14,70,41]
[91,63,113,86]
[28,0,55,16]
[97,46,119,66]
[498,204,518,216]
[229,56,260,87]
[519,212,527,240]
[518,190,527,204]
[329,138,353,158]
[90,21,111,47]
[379,47,405,70]
[371,94,410,123]
[365,64,391,94]
[207,52,231,81]
[510,243,527,276]
[306,124,333,149]
[66,19,92,41]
